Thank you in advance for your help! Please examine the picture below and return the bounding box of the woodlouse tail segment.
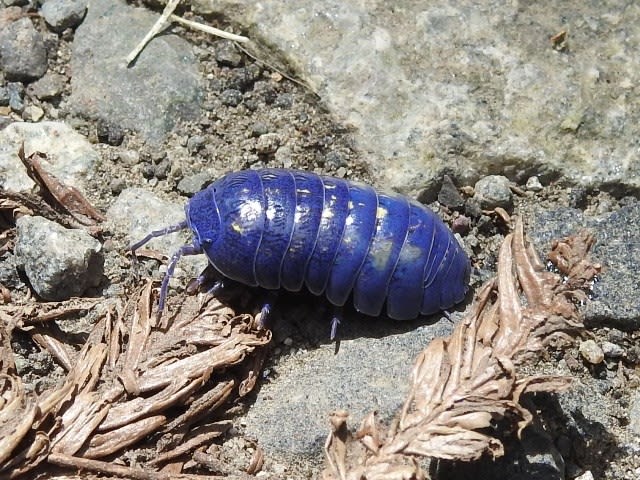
[158,243,203,316]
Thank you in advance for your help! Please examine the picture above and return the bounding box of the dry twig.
[126,0,249,66]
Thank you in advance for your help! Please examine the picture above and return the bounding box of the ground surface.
[0,1,639,479]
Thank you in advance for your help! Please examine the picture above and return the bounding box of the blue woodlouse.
[131,169,470,328]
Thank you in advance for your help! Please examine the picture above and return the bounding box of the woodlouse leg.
[158,243,203,315]
[330,306,343,340]
[186,264,224,295]
[257,291,278,328]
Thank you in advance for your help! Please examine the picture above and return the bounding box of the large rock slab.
[193,1,640,195]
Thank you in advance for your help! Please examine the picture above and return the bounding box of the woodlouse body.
[133,169,470,320]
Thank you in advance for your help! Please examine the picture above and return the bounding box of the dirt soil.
[1,2,638,480]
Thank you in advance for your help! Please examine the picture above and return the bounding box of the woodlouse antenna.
[129,221,189,253]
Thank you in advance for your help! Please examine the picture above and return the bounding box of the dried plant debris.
[0,282,271,478]
[18,147,105,226]
[323,218,600,480]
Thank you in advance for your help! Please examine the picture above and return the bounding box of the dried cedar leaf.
[19,149,105,225]
[51,392,110,456]
[100,377,203,431]
[0,375,38,466]
[80,415,167,459]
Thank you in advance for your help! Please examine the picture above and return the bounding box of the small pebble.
[15,216,103,300]
[177,172,212,197]
[274,93,293,109]
[214,40,242,67]
[0,17,48,81]
[117,149,140,166]
[227,65,261,91]
[187,135,206,154]
[324,151,347,169]
[7,82,25,112]
[0,86,9,106]
[96,121,125,146]
[220,88,243,107]
[22,105,44,122]
[438,175,465,209]
[601,341,624,359]
[606,329,625,344]
[154,159,170,180]
[27,72,66,100]
[255,133,281,154]
[474,175,513,210]
[250,121,269,137]
[525,176,543,192]
[579,339,604,365]
[40,0,87,32]
[451,215,471,235]
[110,178,126,195]
[283,337,293,347]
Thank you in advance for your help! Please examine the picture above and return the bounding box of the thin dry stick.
[126,0,249,66]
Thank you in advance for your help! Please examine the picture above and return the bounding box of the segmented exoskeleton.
[131,169,470,325]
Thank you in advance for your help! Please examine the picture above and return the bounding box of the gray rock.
[438,175,464,209]
[0,116,11,130]
[0,121,99,193]
[214,40,242,67]
[220,88,243,106]
[474,175,513,210]
[6,82,24,112]
[70,0,203,144]
[244,318,456,463]
[96,120,125,146]
[15,216,103,300]
[41,0,87,32]
[186,135,206,154]
[601,341,624,359]
[27,72,67,100]
[529,202,640,329]
[192,1,640,196]
[0,85,8,106]
[106,188,207,280]
[21,105,45,122]
[107,188,186,251]
[0,253,24,290]
[0,17,48,81]
[250,121,269,138]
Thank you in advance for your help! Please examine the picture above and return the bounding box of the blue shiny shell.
[186,169,470,319]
